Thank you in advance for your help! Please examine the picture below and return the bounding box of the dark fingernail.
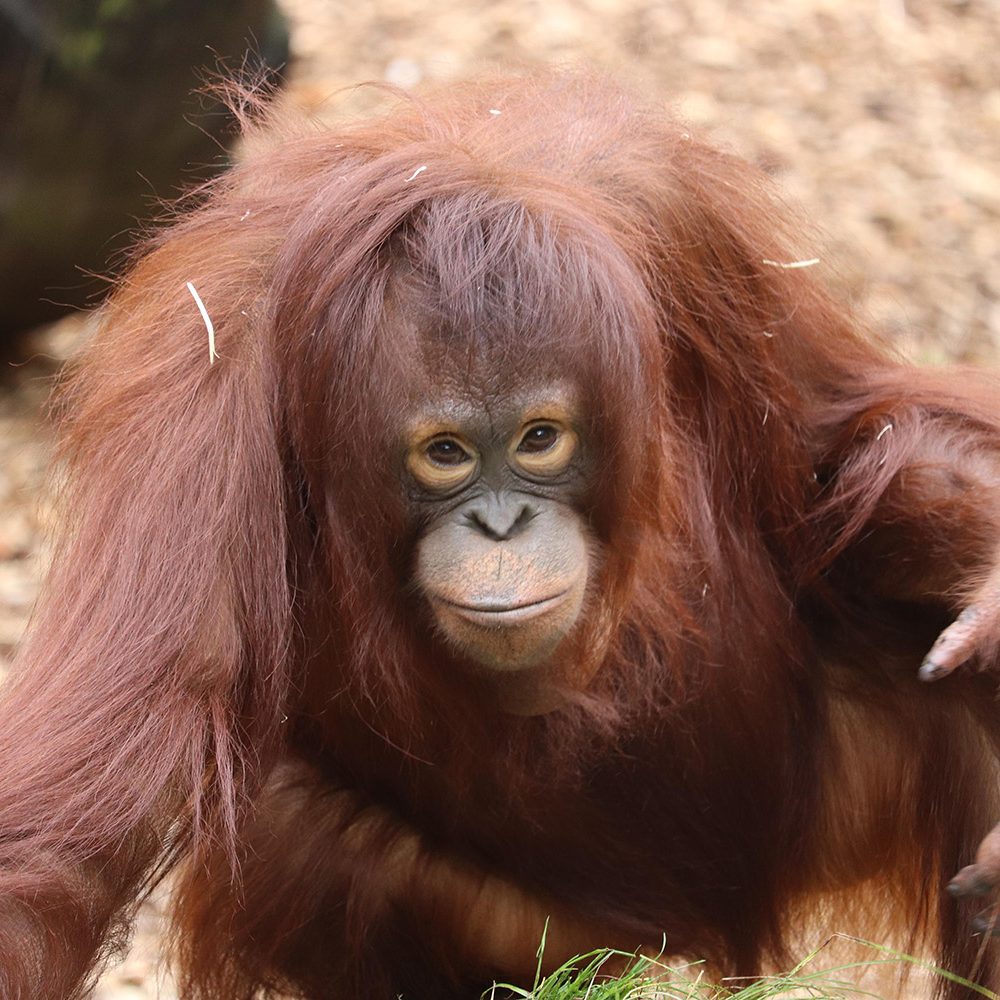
[949,879,990,898]
[949,866,994,897]
[971,915,1000,937]
[920,659,945,682]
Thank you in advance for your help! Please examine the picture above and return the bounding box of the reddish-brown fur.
[3,72,1000,999]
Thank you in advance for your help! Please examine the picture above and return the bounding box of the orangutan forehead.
[378,285,591,404]
[415,325,579,388]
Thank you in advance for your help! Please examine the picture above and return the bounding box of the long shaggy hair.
[2,71,1000,999]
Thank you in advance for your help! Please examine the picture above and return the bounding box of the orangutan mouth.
[435,591,571,627]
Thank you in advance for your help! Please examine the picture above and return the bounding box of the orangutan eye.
[426,437,471,466]
[407,434,478,491]
[517,424,559,453]
[511,421,576,476]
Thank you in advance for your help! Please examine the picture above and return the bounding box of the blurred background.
[0,0,997,995]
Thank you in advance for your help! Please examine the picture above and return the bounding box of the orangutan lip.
[436,591,570,626]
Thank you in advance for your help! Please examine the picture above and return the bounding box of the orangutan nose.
[465,494,535,542]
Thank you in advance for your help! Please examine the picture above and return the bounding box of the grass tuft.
[486,934,1000,1000]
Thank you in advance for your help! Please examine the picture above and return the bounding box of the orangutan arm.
[172,758,640,992]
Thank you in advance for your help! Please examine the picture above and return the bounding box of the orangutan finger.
[948,864,994,898]
[971,909,1000,937]
[919,606,981,681]
[949,825,1000,899]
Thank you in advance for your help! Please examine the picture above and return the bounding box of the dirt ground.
[0,0,997,996]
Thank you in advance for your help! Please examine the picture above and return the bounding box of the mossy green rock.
[0,0,288,339]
